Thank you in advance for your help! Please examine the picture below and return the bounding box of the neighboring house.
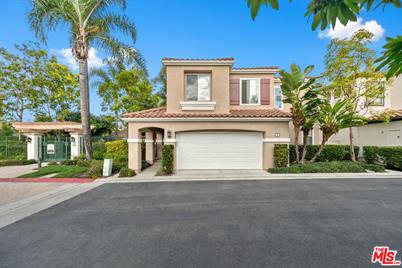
[122,58,291,173]
[317,75,402,148]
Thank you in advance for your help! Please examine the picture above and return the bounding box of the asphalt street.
[1,178,402,268]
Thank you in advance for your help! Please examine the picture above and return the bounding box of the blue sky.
[1,0,401,120]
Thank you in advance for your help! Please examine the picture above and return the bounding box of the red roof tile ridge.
[162,57,235,61]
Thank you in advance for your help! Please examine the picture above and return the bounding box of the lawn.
[18,165,88,178]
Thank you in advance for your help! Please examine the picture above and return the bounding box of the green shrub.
[112,159,128,174]
[363,146,402,170]
[162,145,174,175]
[289,145,360,163]
[141,160,152,171]
[0,159,36,166]
[118,167,136,177]
[86,164,103,179]
[73,154,86,160]
[268,161,381,174]
[105,140,128,159]
[363,146,380,164]
[92,141,106,160]
[77,159,91,167]
[60,159,78,166]
[47,161,58,166]
[274,144,289,167]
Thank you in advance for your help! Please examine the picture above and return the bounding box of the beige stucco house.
[123,58,291,173]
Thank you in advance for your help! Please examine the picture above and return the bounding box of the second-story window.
[274,86,283,109]
[241,78,260,105]
[185,74,211,101]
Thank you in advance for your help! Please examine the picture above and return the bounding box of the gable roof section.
[123,107,291,121]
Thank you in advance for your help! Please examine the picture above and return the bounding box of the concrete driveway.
[0,163,46,178]
[1,178,402,267]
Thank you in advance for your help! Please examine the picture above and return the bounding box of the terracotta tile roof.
[368,109,402,122]
[123,107,291,119]
[232,66,279,70]
[162,57,235,62]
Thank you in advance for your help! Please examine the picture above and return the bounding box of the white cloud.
[53,48,105,71]
[319,17,385,41]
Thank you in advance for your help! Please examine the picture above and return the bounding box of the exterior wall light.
[167,130,172,139]
[26,137,32,143]
[275,133,280,137]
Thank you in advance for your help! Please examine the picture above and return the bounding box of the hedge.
[268,161,385,174]
[274,144,289,167]
[363,146,402,170]
[0,159,36,167]
[161,145,174,175]
[105,140,128,159]
[289,145,360,163]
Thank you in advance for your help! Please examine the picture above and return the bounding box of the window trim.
[240,78,261,105]
[274,85,283,110]
[184,73,212,102]
[300,130,314,145]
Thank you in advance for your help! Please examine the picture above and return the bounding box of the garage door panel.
[176,132,262,170]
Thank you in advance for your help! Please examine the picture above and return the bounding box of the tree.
[117,69,160,113]
[246,0,402,78]
[311,99,365,162]
[32,57,79,122]
[279,64,319,163]
[152,66,167,106]
[65,111,114,136]
[0,43,46,122]
[323,29,387,161]
[29,0,144,160]
[92,64,122,136]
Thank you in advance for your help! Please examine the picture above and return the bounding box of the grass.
[18,165,88,178]
[268,161,386,174]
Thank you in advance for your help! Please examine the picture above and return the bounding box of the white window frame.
[300,130,315,145]
[240,78,261,105]
[185,73,211,102]
[274,85,283,109]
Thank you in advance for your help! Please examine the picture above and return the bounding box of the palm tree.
[311,99,365,162]
[28,0,144,160]
[91,64,121,136]
[279,64,318,163]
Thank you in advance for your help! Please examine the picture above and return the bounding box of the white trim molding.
[156,139,163,143]
[127,138,142,143]
[144,139,154,143]
[180,101,216,111]
[162,60,234,66]
[122,117,291,122]
[164,138,176,143]
[263,138,291,143]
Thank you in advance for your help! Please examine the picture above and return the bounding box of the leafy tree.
[323,29,387,161]
[32,57,79,122]
[65,111,114,136]
[311,99,365,162]
[152,66,167,105]
[246,0,401,78]
[92,64,122,136]
[116,69,160,113]
[0,43,46,122]
[279,64,319,163]
[28,0,144,160]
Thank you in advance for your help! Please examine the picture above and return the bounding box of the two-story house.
[123,58,291,173]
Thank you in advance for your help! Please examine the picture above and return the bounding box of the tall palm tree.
[311,99,365,162]
[28,0,144,159]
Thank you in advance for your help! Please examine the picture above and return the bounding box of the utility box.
[103,159,113,177]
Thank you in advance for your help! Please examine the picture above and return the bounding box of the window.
[369,94,385,106]
[300,131,314,145]
[274,86,283,109]
[185,74,211,101]
[241,78,260,105]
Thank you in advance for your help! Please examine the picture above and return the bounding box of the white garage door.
[176,132,262,170]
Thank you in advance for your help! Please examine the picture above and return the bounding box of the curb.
[0,178,94,183]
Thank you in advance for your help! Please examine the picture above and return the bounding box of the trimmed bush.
[86,164,103,179]
[60,159,78,166]
[105,140,128,159]
[119,167,136,177]
[363,146,402,170]
[289,145,360,163]
[112,159,128,174]
[0,159,36,166]
[77,159,91,167]
[274,144,289,167]
[47,161,58,166]
[268,161,383,174]
[162,145,174,175]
